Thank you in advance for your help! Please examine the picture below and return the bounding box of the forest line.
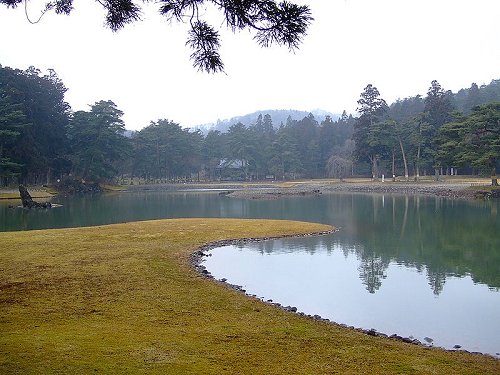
[1,64,499,186]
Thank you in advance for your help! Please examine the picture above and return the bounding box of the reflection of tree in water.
[344,194,500,291]
[427,267,447,295]
[251,237,328,256]
[358,253,389,293]
[244,193,500,293]
[254,240,276,255]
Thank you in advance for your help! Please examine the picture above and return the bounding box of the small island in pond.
[18,184,52,209]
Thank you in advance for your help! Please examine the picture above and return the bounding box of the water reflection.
[2,191,498,293]
[229,192,499,294]
[205,237,500,356]
[326,194,499,293]
[358,255,389,294]
[2,190,499,354]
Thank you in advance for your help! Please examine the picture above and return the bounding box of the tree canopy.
[439,103,500,185]
[349,81,500,185]
[68,100,129,180]
[0,65,70,184]
[1,0,313,73]
[353,84,388,179]
[1,63,500,186]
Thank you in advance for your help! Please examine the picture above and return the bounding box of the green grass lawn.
[0,218,498,374]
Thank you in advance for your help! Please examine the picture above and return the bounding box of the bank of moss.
[0,218,498,374]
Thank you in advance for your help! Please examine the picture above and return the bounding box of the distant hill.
[192,109,341,134]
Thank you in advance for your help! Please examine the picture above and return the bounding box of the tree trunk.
[243,159,249,180]
[415,144,421,181]
[156,141,161,180]
[492,166,499,186]
[391,149,396,182]
[46,167,51,186]
[370,155,378,180]
[398,139,409,181]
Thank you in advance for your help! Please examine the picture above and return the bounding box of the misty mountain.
[192,109,341,134]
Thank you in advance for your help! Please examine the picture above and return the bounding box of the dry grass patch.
[0,188,55,200]
[0,218,498,374]
[0,192,22,200]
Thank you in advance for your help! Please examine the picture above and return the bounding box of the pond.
[1,190,499,356]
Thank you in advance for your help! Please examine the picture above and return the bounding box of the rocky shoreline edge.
[223,182,497,200]
[191,232,499,360]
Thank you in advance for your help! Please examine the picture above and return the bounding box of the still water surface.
[1,191,499,355]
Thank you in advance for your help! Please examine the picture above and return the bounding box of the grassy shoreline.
[120,177,496,200]
[1,218,498,374]
[0,187,55,200]
[0,177,495,201]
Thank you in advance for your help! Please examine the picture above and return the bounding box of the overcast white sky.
[1,0,499,130]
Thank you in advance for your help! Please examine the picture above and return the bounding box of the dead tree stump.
[18,185,52,209]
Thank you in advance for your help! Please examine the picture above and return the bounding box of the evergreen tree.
[423,80,455,178]
[202,130,225,180]
[249,114,275,178]
[0,93,26,184]
[226,122,256,179]
[318,115,337,171]
[353,84,388,179]
[2,0,312,73]
[131,119,202,180]
[284,113,319,177]
[269,125,302,180]
[464,82,482,113]
[0,65,71,183]
[439,102,500,186]
[388,96,425,123]
[425,80,454,128]
[68,100,129,181]
[407,113,435,179]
